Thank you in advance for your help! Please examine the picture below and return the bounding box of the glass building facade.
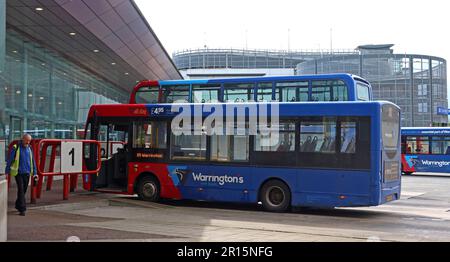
[297,45,448,127]
[0,0,181,144]
[0,29,127,141]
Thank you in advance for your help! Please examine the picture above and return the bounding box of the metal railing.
[173,48,358,57]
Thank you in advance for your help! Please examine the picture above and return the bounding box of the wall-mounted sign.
[437,107,449,116]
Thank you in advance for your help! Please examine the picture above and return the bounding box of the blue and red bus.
[83,101,400,212]
[130,74,372,105]
[402,127,450,175]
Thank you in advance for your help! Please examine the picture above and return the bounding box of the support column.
[22,43,28,132]
[49,63,55,138]
[429,59,434,126]
[410,57,415,127]
[0,177,6,242]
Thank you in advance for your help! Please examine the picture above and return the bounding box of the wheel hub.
[268,186,285,206]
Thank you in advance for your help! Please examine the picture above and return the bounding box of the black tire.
[137,176,160,202]
[260,180,291,212]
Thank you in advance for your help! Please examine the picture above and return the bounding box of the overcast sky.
[135,0,449,63]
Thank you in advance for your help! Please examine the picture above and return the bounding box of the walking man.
[5,134,37,216]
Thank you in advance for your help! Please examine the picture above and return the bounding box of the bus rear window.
[382,104,400,149]
[357,83,370,101]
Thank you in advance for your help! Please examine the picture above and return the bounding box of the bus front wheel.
[260,180,291,212]
[137,176,160,202]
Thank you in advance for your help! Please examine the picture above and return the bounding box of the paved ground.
[6,174,450,242]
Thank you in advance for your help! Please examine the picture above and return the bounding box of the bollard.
[30,175,37,205]
[0,177,7,242]
[46,176,53,191]
[63,175,70,200]
[70,174,78,193]
[36,175,44,199]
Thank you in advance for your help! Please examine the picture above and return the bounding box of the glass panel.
[382,104,400,149]
[300,118,336,153]
[406,137,430,154]
[224,83,254,103]
[133,122,167,149]
[54,124,74,139]
[255,122,296,152]
[1,28,129,141]
[192,84,220,103]
[311,80,348,101]
[275,81,309,102]
[171,126,206,160]
[210,124,250,162]
[135,86,160,104]
[257,82,273,102]
[357,83,370,101]
[431,137,450,155]
[340,122,356,154]
[26,119,52,139]
[98,124,128,158]
[164,85,190,103]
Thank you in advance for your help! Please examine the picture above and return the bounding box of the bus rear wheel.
[137,176,160,202]
[260,180,291,212]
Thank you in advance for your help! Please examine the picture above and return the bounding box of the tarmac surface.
[6,174,450,242]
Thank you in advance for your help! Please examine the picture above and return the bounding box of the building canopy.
[6,0,182,92]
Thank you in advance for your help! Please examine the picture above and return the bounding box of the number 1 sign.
[61,142,83,173]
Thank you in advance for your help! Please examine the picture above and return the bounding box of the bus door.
[92,121,129,191]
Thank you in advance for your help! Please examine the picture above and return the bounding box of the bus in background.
[129,74,372,105]
[401,127,450,175]
[82,101,400,212]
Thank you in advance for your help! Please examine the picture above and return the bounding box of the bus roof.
[88,100,396,119]
[158,74,369,86]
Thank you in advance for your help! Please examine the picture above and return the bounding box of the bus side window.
[164,85,190,103]
[170,125,206,161]
[406,136,430,154]
[275,81,308,102]
[223,83,255,103]
[256,83,273,102]
[133,122,167,149]
[192,84,220,103]
[254,122,296,152]
[300,118,337,153]
[340,122,357,154]
[431,136,450,155]
[211,123,250,162]
[311,80,348,102]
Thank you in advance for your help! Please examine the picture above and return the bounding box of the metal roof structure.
[6,0,182,92]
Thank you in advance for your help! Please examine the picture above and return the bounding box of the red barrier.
[7,139,101,204]
[35,139,102,202]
